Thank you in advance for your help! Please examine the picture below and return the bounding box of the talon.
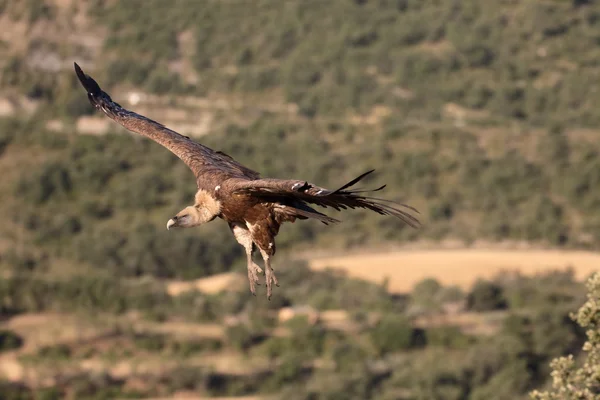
[265,266,279,299]
[250,262,263,275]
[247,261,263,297]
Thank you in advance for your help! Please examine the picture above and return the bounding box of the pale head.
[167,190,221,230]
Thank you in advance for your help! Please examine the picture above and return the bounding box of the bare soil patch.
[166,272,246,296]
[309,248,600,293]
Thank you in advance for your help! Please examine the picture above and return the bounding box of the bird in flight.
[74,62,420,299]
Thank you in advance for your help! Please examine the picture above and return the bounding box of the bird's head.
[167,190,221,230]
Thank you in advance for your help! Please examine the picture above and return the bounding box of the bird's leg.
[260,249,279,300]
[246,249,263,296]
[229,223,263,296]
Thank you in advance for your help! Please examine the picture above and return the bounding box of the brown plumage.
[74,62,420,299]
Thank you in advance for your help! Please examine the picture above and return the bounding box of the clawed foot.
[247,262,263,295]
[246,258,279,300]
[265,266,280,300]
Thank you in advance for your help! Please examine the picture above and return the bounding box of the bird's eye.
[179,214,188,219]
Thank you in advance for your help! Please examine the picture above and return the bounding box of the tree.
[370,315,421,355]
[466,280,507,312]
[530,272,600,399]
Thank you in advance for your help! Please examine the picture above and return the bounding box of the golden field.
[309,248,600,293]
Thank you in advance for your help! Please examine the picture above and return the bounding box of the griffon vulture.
[74,62,420,299]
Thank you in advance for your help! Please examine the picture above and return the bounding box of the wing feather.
[73,62,259,188]
[230,171,420,228]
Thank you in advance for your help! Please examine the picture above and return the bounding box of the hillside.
[2,1,600,274]
[0,263,589,400]
[0,0,600,399]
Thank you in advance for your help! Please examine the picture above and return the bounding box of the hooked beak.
[167,219,176,230]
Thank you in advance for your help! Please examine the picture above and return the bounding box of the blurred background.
[0,0,598,399]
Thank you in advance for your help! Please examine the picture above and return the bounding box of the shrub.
[132,333,167,352]
[36,344,71,360]
[531,272,600,399]
[171,337,223,357]
[410,277,444,313]
[426,326,474,349]
[0,381,32,400]
[225,323,255,352]
[0,330,23,352]
[16,162,72,205]
[370,315,419,355]
[467,280,507,312]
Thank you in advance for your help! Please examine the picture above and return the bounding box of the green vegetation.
[2,2,600,270]
[0,330,23,353]
[531,272,600,400]
[0,0,598,398]
[467,280,508,312]
[370,314,424,355]
[0,267,584,399]
[1,1,600,278]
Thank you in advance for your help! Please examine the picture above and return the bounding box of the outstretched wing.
[74,62,260,189]
[230,170,420,228]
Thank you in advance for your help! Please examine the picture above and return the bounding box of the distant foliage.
[467,280,508,312]
[1,2,600,398]
[2,1,600,256]
[370,314,424,355]
[0,330,23,353]
[426,326,474,349]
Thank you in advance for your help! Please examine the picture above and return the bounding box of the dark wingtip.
[334,169,377,193]
[73,62,102,95]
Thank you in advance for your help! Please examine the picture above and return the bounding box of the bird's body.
[74,62,420,299]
